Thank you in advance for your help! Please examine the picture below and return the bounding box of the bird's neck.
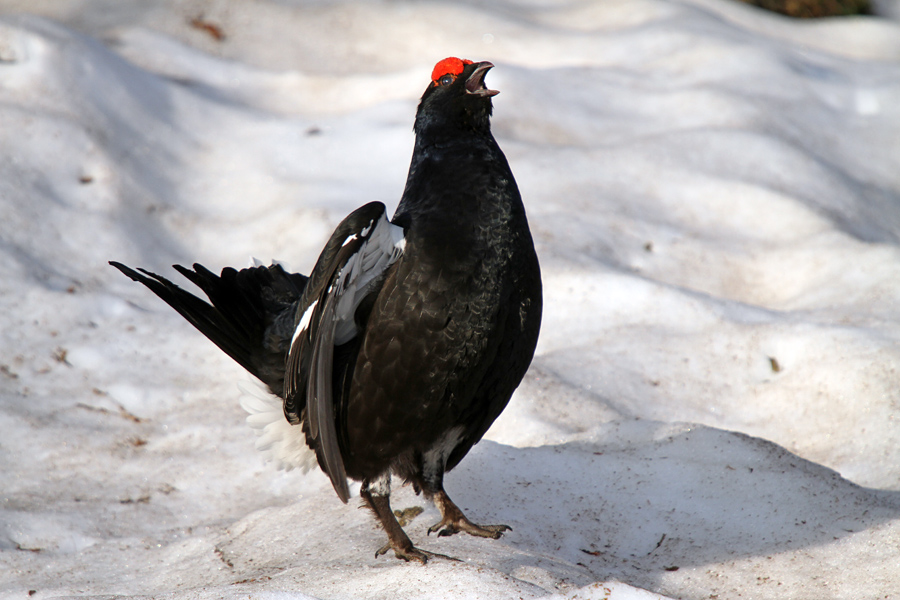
[394,130,520,231]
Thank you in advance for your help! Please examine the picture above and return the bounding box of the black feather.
[108,260,304,396]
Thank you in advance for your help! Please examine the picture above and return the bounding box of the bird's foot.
[362,483,459,564]
[429,489,512,539]
[427,515,511,538]
[375,541,460,564]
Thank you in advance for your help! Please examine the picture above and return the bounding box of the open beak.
[466,62,500,97]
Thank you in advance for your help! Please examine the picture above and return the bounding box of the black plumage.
[110,57,542,563]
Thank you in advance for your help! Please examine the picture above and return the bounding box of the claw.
[375,541,460,564]
[375,542,393,558]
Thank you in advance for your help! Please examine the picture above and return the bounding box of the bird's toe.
[375,541,459,564]
[428,517,511,539]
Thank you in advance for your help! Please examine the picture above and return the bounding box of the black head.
[414,57,498,139]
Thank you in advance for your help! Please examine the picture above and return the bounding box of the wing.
[284,201,406,502]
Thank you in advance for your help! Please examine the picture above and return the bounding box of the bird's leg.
[360,474,457,564]
[427,488,512,538]
[420,452,512,540]
[419,438,511,539]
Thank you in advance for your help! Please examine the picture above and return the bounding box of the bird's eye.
[439,74,455,86]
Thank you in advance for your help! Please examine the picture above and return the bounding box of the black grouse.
[110,57,542,563]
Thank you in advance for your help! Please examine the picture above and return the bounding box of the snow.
[1,1,899,598]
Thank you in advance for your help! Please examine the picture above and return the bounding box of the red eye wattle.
[431,57,473,84]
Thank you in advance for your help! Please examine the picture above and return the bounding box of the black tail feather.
[109,260,306,395]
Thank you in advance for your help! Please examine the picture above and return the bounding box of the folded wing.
[284,201,406,502]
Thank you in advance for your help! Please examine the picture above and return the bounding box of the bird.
[109,57,542,563]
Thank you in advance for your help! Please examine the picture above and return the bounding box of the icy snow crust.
[1,1,899,598]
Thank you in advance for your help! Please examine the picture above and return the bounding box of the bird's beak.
[466,62,500,97]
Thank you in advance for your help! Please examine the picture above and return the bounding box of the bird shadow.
[441,421,900,592]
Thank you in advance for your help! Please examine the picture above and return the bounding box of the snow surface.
[1,1,900,598]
